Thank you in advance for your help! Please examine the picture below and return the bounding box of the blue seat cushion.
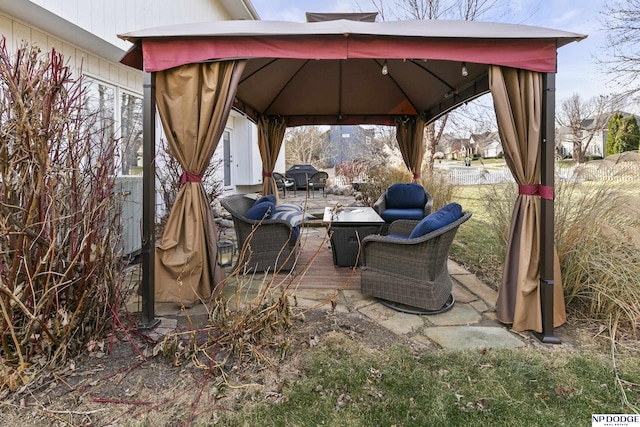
[380,208,425,222]
[385,183,425,209]
[409,203,462,238]
[245,200,275,220]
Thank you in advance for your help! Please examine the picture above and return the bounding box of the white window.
[119,91,143,175]
[83,76,143,176]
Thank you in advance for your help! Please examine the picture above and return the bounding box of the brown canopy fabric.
[395,116,426,184]
[154,61,245,304]
[489,66,566,332]
[119,19,586,126]
[258,116,287,197]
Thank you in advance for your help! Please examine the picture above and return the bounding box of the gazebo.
[118,14,586,342]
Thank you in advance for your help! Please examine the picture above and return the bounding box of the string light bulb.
[381,60,389,75]
[461,62,468,77]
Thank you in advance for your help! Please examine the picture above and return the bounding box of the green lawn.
[223,334,639,426]
[449,184,508,289]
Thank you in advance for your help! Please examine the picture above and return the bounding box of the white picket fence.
[330,163,640,187]
[440,167,586,185]
[442,167,514,185]
[571,163,640,182]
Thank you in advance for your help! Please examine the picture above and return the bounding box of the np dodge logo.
[592,414,640,426]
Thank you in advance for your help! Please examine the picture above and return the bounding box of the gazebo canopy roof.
[119,18,586,126]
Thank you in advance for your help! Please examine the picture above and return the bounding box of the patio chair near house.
[220,194,299,273]
[308,171,328,197]
[361,204,472,314]
[273,172,296,197]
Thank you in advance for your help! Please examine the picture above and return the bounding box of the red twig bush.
[0,40,127,391]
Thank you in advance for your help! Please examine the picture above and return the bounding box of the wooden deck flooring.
[219,226,361,292]
[271,227,361,291]
[276,228,360,290]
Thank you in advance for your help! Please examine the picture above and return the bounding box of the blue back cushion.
[245,200,275,220]
[386,183,425,209]
[409,203,462,238]
[254,194,277,205]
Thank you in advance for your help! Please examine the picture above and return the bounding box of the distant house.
[324,125,376,166]
[442,134,470,160]
[469,131,502,158]
[0,0,275,254]
[556,111,632,159]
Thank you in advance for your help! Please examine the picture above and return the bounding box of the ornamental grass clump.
[421,165,457,210]
[0,41,128,391]
[480,174,640,337]
[554,179,640,335]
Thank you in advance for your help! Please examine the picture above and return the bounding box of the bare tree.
[284,126,329,166]
[357,0,511,21]
[600,1,640,97]
[556,94,613,163]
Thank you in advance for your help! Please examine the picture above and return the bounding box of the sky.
[250,0,616,104]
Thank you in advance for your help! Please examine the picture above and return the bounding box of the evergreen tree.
[606,112,622,156]
[618,115,640,153]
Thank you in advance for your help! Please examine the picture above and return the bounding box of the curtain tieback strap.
[180,172,202,185]
[412,173,421,179]
[518,184,554,200]
[262,171,273,178]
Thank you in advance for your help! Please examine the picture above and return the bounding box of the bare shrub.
[335,161,367,184]
[421,166,457,210]
[154,232,331,382]
[0,41,127,390]
[358,164,411,206]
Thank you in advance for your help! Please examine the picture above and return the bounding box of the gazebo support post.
[138,72,160,331]
[534,72,560,344]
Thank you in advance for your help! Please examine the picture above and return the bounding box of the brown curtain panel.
[258,116,287,197]
[395,115,426,184]
[489,65,566,332]
[154,60,246,304]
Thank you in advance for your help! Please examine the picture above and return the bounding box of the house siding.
[1,10,143,92]
[27,0,230,51]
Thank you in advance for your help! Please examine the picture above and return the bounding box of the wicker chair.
[273,172,296,197]
[220,194,299,273]
[373,183,434,223]
[360,211,472,313]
